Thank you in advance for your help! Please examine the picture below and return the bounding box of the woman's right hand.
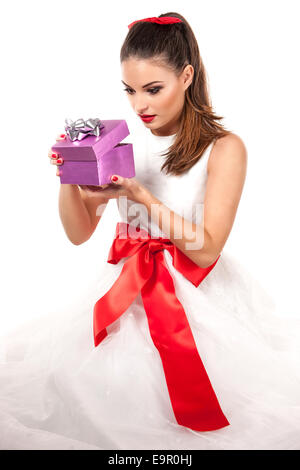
[48,134,110,195]
[48,133,66,176]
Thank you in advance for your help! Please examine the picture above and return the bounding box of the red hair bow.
[128,16,182,29]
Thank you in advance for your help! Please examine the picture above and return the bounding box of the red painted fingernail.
[111,176,118,182]
[60,134,66,138]
[51,153,57,158]
[57,158,62,164]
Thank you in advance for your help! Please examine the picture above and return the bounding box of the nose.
[133,95,149,115]
[136,105,149,115]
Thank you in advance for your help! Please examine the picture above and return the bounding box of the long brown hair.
[120,11,232,176]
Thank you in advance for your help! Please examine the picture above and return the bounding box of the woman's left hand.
[85,175,150,204]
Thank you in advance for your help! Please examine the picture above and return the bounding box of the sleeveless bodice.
[116,127,215,238]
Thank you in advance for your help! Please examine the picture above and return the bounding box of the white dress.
[1,128,300,450]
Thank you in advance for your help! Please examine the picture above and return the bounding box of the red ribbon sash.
[93,222,230,431]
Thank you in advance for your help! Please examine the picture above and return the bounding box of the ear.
[182,64,194,90]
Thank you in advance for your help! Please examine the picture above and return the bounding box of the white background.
[0,0,299,336]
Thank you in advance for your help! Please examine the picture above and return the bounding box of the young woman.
[1,12,300,450]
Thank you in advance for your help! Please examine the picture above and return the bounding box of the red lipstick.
[139,114,156,123]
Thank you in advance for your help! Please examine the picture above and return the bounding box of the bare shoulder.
[207,132,248,175]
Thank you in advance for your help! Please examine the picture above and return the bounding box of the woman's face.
[121,57,194,136]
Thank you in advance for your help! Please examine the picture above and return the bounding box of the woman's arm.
[58,184,92,245]
[139,133,248,268]
[59,184,109,245]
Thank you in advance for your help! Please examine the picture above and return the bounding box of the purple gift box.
[51,119,135,185]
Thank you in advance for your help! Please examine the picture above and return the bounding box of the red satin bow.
[93,222,230,431]
[128,16,182,29]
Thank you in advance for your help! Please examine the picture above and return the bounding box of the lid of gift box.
[51,119,130,161]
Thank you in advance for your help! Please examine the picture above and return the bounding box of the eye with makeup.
[123,86,162,95]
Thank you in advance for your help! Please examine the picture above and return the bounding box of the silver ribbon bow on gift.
[65,118,105,141]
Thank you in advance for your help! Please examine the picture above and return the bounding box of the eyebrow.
[121,80,164,89]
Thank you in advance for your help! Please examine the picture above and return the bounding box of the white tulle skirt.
[1,249,300,450]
